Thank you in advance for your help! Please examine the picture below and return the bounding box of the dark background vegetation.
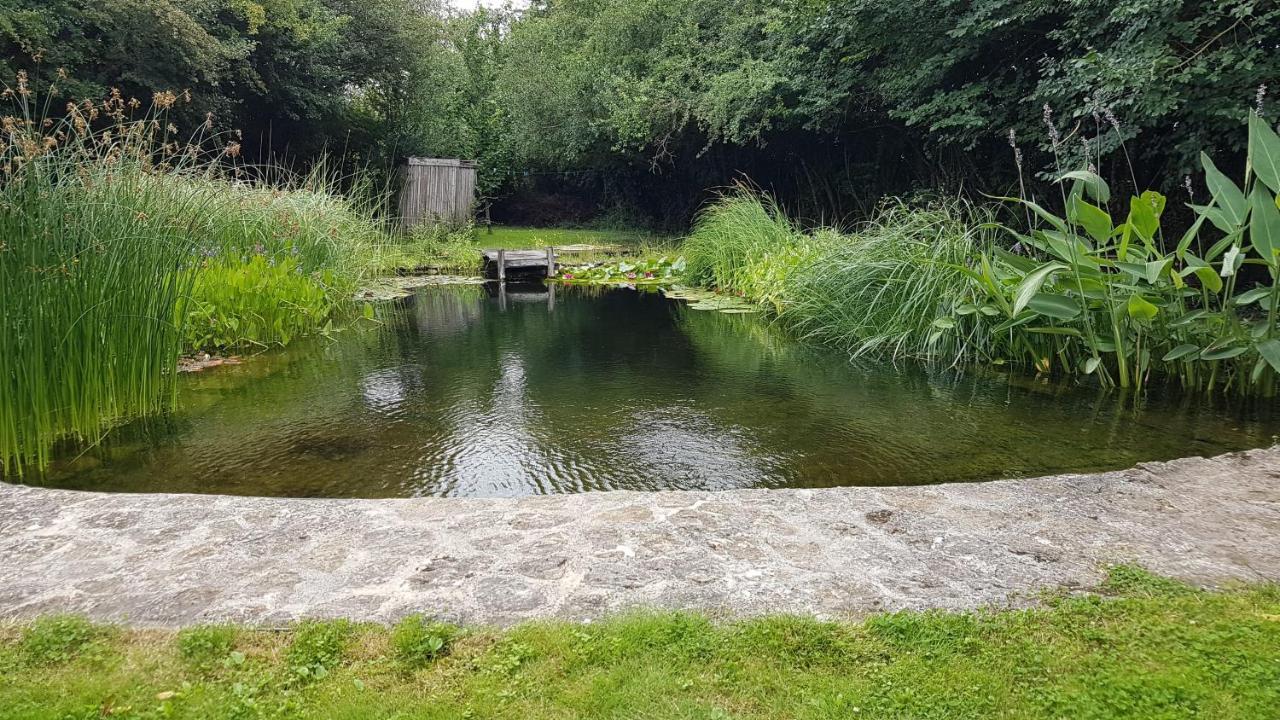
[2,0,1277,229]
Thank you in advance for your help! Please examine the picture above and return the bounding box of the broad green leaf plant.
[966,112,1280,395]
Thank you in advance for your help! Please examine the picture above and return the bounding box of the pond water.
[18,283,1280,498]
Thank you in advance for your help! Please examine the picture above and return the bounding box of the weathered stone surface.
[1,447,1278,627]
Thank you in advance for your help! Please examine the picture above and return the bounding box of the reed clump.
[681,109,1280,395]
[0,78,392,474]
[681,190,995,365]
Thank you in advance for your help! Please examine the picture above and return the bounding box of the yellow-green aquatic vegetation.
[184,256,339,351]
[681,191,999,363]
[965,112,1280,395]
[681,187,811,305]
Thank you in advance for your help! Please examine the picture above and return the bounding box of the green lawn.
[476,225,669,250]
[2,568,1277,719]
[367,225,675,276]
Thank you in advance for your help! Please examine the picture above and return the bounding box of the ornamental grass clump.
[0,74,391,474]
[781,200,1000,365]
[681,187,811,305]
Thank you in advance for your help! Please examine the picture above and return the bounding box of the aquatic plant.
[0,78,394,474]
[185,256,339,350]
[681,188,813,306]
[781,201,999,365]
[967,112,1280,394]
[558,255,686,285]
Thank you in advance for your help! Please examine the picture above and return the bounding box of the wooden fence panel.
[399,158,477,228]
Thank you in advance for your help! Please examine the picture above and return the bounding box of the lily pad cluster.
[663,286,758,314]
[357,275,487,301]
[558,256,686,285]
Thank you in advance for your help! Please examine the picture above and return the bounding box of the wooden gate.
[399,157,477,228]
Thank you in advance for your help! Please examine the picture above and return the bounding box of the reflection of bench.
[482,248,557,281]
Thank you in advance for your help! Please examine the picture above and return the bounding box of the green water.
[19,283,1280,497]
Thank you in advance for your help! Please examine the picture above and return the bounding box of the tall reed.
[782,201,1000,365]
[0,79,395,474]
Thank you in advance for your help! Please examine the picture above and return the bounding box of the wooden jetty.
[482,248,558,281]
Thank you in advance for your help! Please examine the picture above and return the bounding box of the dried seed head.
[1043,103,1060,147]
[152,90,177,110]
[1102,106,1121,132]
[1258,84,1269,115]
[1184,175,1195,202]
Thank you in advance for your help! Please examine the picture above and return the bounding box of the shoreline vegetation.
[679,113,1280,398]
[6,87,1280,475]
[1,567,1276,719]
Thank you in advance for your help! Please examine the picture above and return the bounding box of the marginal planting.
[964,112,1280,394]
[681,192,999,364]
[0,81,396,475]
[783,201,1000,365]
[682,115,1280,395]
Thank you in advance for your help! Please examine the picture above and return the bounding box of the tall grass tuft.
[0,79,394,474]
[781,201,999,365]
[681,189,998,365]
[681,188,813,308]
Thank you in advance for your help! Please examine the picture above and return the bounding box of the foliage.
[681,190,999,363]
[0,98,202,475]
[681,188,813,306]
[185,257,338,351]
[16,615,107,667]
[782,202,1000,365]
[0,83,393,475]
[0,0,487,173]
[966,112,1280,394]
[2,571,1279,718]
[558,255,686,285]
[390,615,457,669]
[491,0,1280,225]
[284,619,352,682]
[176,626,238,673]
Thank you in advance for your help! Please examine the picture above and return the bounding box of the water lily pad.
[674,287,758,313]
[357,275,486,300]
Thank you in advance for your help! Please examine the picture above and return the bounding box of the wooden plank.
[546,247,555,277]
[497,249,506,282]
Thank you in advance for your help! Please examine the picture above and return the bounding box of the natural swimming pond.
[16,283,1280,498]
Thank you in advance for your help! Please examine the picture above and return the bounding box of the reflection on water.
[16,283,1280,498]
